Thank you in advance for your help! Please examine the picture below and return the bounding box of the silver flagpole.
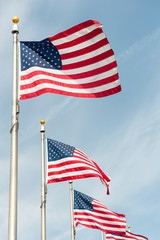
[40,120,47,240]
[8,16,19,240]
[69,180,75,240]
[101,231,104,240]
[128,225,131,232]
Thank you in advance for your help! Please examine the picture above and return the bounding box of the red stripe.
[74,150,89,159]
[54,28,103,50]
[74,217,125,229]
[125,232,148,240]
[74,221,125,235]
[92,160,111,182]
[93,209,125,220]
[49,20,101,41]
[74,154,89,161]
[20,20,121,100]
[105,236,118,240]
[93,204,125,219]
[75,210,125,222]
[62,49,114,70]
[48,159,95,169]
[47,173,104,183]
[60,38,109,60]
[20,74,119,91]
[74,212,125,223]
[20,85,121,100]
[21,61,117,81]
[48,166,100,176]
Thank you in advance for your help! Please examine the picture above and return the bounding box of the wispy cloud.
[18,97,73,144]
[45,98,72,123]
[117,27,160,62]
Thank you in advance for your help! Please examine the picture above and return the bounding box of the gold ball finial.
[40,120,45,125]
[12,16,19,23]
[128,225,130,229]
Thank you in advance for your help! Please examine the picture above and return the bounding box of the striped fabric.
[74,190,126,235]
[47,138,111,194]
[105,231,148,240]
[19,20,121,100]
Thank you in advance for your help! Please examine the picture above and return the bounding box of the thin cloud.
[45,98,72,123]
[117,27,160,62]
[18,97,73,143]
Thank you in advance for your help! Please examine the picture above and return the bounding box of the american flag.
[74,190,126,235]
[19,20,121,100]
[47,138,111,194]
[105,231,148,240]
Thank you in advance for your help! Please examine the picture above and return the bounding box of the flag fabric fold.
[19,19,121,100]
[105,231,148,240]
[74,190,126,235]
[47,138,111,194]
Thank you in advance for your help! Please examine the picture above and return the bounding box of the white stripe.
[20,79,120,95]
[105,233,146,240]
[125,232,147,240]
[51,23,102,45]
[21,68,118,86]
[93,210,125,222]
[74,219,125,232]
[93,206,118,214]
[21,60,118,85]
[74,149,88,157]
[93,201,125,220]
[74,210,126,224]
[55,32,106,54]
[74,214,125,226]
[61,45,113,65]
[74,213,125,226]
[74,154,90,162]
[47,162,98,173]
[74,211,122,221]
[47,169,101,180]
[47,157,93,166]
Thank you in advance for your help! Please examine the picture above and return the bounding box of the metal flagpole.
[69,180,75,240]
[128,225,131,232]
[40,120,47,240]
[101,231,104,240]
[8,16,20,240]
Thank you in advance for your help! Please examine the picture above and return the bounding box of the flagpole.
[40,120,47,240]
[101,231,104,240]
[8,16,19,240]
[69,180,75,240]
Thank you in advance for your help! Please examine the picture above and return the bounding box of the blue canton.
[74,190,94,211]
[20,39,62,71]
[47,138,75,162]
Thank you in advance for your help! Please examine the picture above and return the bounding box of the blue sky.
[0,0,160,239]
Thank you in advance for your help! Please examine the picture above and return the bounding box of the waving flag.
[105,231,148,240]
[47,138,111,194]
[19,20,121,100]
[74,190,126,235]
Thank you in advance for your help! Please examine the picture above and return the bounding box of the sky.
[0,0,160,239]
